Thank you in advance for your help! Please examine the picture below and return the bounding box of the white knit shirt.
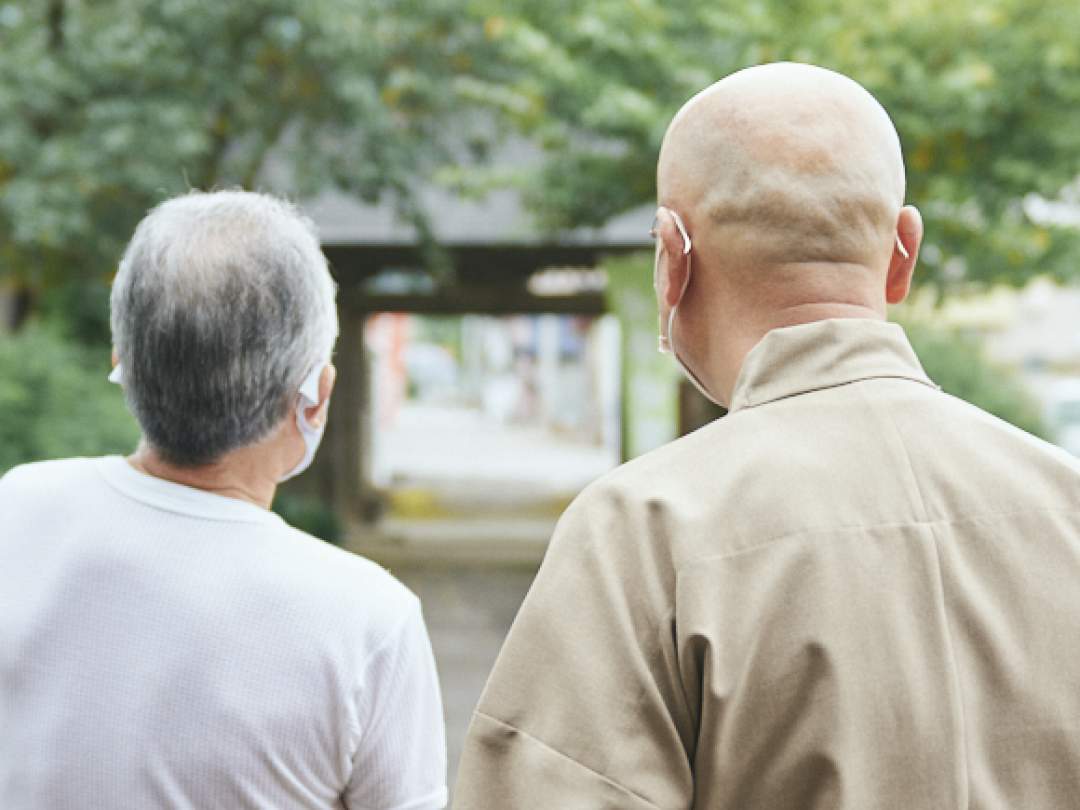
[0,456,447,810]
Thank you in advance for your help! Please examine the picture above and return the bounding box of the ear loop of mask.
[655,208,692,354]
[895,234,910,259]
[279,364,327,482]
[654,207,722,406]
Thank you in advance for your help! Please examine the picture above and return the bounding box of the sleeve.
[346,598,448,810]
[453,484,696,810]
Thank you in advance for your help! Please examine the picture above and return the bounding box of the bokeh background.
[3,0,1080,787]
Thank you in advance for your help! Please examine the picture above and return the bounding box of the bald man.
[454,64,1080,809]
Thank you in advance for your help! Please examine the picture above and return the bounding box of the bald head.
[658,63,906,271]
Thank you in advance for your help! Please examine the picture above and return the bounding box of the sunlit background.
[2,0,1079,785]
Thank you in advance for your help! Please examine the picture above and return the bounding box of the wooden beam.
[320,312,367,520]
[324,242,646,286]
[341,287,607,316]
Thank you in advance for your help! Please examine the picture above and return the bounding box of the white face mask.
[108,362,326,480]
[279,364,326,482]
[653,207,723,406]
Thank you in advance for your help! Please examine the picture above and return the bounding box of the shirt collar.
[96,455,282,525]
[728,318,938,413]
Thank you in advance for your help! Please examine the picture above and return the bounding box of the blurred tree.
[0,0,498,339]
[901,317,1048,438]
[468,0,1080,290]
[2,0,1079,345]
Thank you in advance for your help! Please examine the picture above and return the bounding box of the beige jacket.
[454,318,1080,810]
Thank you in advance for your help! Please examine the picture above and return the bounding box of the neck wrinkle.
[766,302,885,331]
[128,447,276,510]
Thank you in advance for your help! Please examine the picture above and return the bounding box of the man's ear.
[656,208,691,308]
[304,364,337,428]
[886,205,922,305]
[111,349,119,368]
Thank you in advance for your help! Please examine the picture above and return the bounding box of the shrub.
[900,318,1048,439]
[0,325,139,475]
[272,493,343,545]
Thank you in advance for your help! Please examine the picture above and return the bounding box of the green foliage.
[471,0,1080,289]
[272,492,343,544]
[900,318,1048,438]
[2,0,1078,339]
[0,0,500,333]
[0,325,139,474]
[602,252,680,457]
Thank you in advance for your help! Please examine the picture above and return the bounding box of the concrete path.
[374,402,615,502]
[384,561,540,794]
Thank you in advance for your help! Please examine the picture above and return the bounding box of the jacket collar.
[727,318,938,413]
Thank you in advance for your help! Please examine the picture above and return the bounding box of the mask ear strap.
[655,206,694,356]
[655,206,693,254]
[895,233,910,260]
[668,209,692,255]
[665,209,693,300]
[297,365,323,412]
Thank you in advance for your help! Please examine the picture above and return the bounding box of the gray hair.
[110,190,339,467]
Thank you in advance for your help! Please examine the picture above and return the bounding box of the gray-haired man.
[0,191,447,810]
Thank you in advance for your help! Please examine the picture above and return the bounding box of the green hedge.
[900,318,1047,440]
[271,493,343,545]
[0,325,139,475]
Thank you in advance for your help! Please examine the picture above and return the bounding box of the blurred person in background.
[454,63,1080,809]
[0,191,447,810]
